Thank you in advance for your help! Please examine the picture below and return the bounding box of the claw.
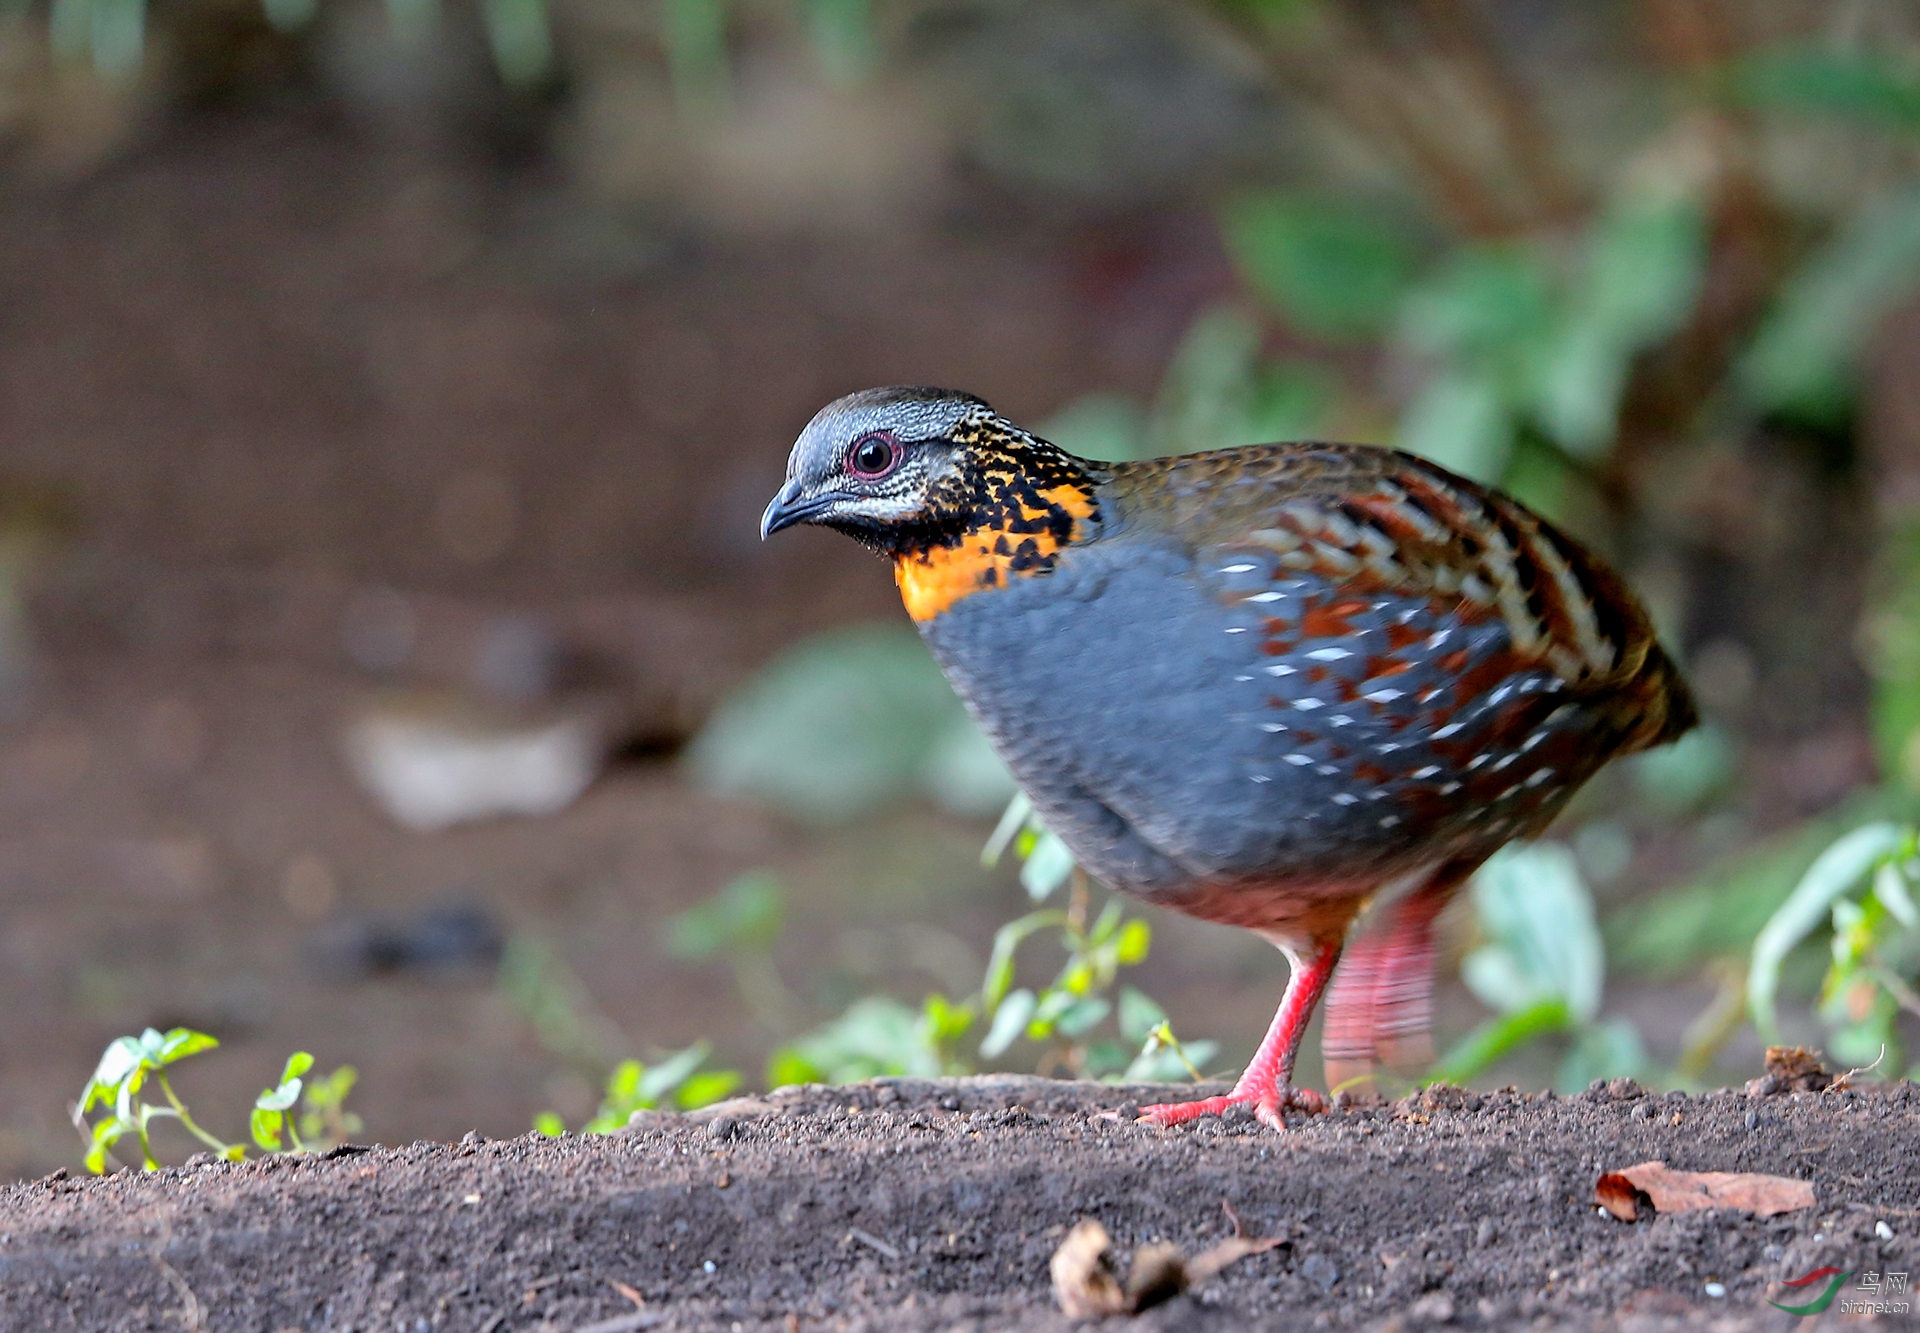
[1136,1086,1325,1130]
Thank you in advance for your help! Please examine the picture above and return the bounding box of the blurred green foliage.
[1748,822,1920,1075]
[688,625,1013,823]
[534,1044,741,1135]
[76,1029,359,1172]
[1433,844,1643,1092]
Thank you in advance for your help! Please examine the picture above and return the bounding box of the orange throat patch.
[893,482,1097,622]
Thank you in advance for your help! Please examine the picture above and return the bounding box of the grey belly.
[917,540,1471,900]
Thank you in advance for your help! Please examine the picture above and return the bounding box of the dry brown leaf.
[1050,1209,1285,1318]
[1595,1160,1815,1221]
[1050,1219,1129,1318]
[1183,1235,1287,1285]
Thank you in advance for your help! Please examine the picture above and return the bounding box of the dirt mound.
[5,1075,1915,1330]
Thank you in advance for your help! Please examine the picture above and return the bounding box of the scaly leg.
[1321,864,1470,1092]
[1138,937,1341,1132]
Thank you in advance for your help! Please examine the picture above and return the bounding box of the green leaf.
[1429,997,1572,1086]
[687,624,967,824]
[637,1044,711,1105]
[764,1048,817,1090]
[250,1106,284,1153]
[983,910,1066,1007]
[1608,790,1908,974]
[980,988,1037,1058]
[1053,996,1111,1038]
[775,997,940,1082]
[1221,191,1419,340]
[155,1029,219,1066]
[1462,844,1603,1021]
[1873,859,1919,929]
[1020,833,1076,902]
[1393,371,1513,483]
[1533,197,1704,458]
[1115,986,1166,1045]
[1730,47,1920,132]
[255,1049,313,1115]
[980,792,1033,869]
[1113,919,1151,967]
[1741,186,1920,419]
[1401,246,1554,363]
[1749,821,1907,1040]
[676,1069,742,1110]
[254,1080,301,1114]
[84,1036,148,1107]
[665,872,784,959]
[533,1111,565,1136]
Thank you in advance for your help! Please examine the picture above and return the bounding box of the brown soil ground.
[5,1076,1917,1332]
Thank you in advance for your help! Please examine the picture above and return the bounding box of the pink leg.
[1138,938,1341,1131]
[1321,883,1447,1092]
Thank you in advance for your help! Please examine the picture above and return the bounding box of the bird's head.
[760,386,1097,560]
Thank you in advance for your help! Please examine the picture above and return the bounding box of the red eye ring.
[846,431,901,480]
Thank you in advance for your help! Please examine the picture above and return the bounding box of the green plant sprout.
[1750,821,1920,1074]
[75,1028,359,1173]
[767,796,1218,1087]
[534,1043,742,1136]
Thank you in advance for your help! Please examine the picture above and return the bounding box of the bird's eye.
[846,432,900,480]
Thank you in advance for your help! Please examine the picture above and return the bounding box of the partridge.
[762,387,1694,1128]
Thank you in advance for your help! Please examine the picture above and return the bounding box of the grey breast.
[914,532,1474,898]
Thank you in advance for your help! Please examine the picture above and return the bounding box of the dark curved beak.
[760,479,845,539]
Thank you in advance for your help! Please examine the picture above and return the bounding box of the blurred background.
[8,0,1920,1179]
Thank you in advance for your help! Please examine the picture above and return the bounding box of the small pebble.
[1633,1101,1657,1121]
[1476,1219,1498,1247]
[939,1095,961,1112]
[1705,1282,1726,1299]
[1744,1110,1759,1131]
[703,1260,716,1274]
[1116,1104,1139,1124]
[1877,1220,1895,1241]
[708,1117,737,1142]
[1301,1254,1339,1291]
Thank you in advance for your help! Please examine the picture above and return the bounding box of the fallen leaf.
[1595,1160,1815,1221]
[1051,1219,1129,1318]
[1050,1208,1286,1319]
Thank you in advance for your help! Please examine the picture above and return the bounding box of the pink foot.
[1137,1086,1326,1131]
